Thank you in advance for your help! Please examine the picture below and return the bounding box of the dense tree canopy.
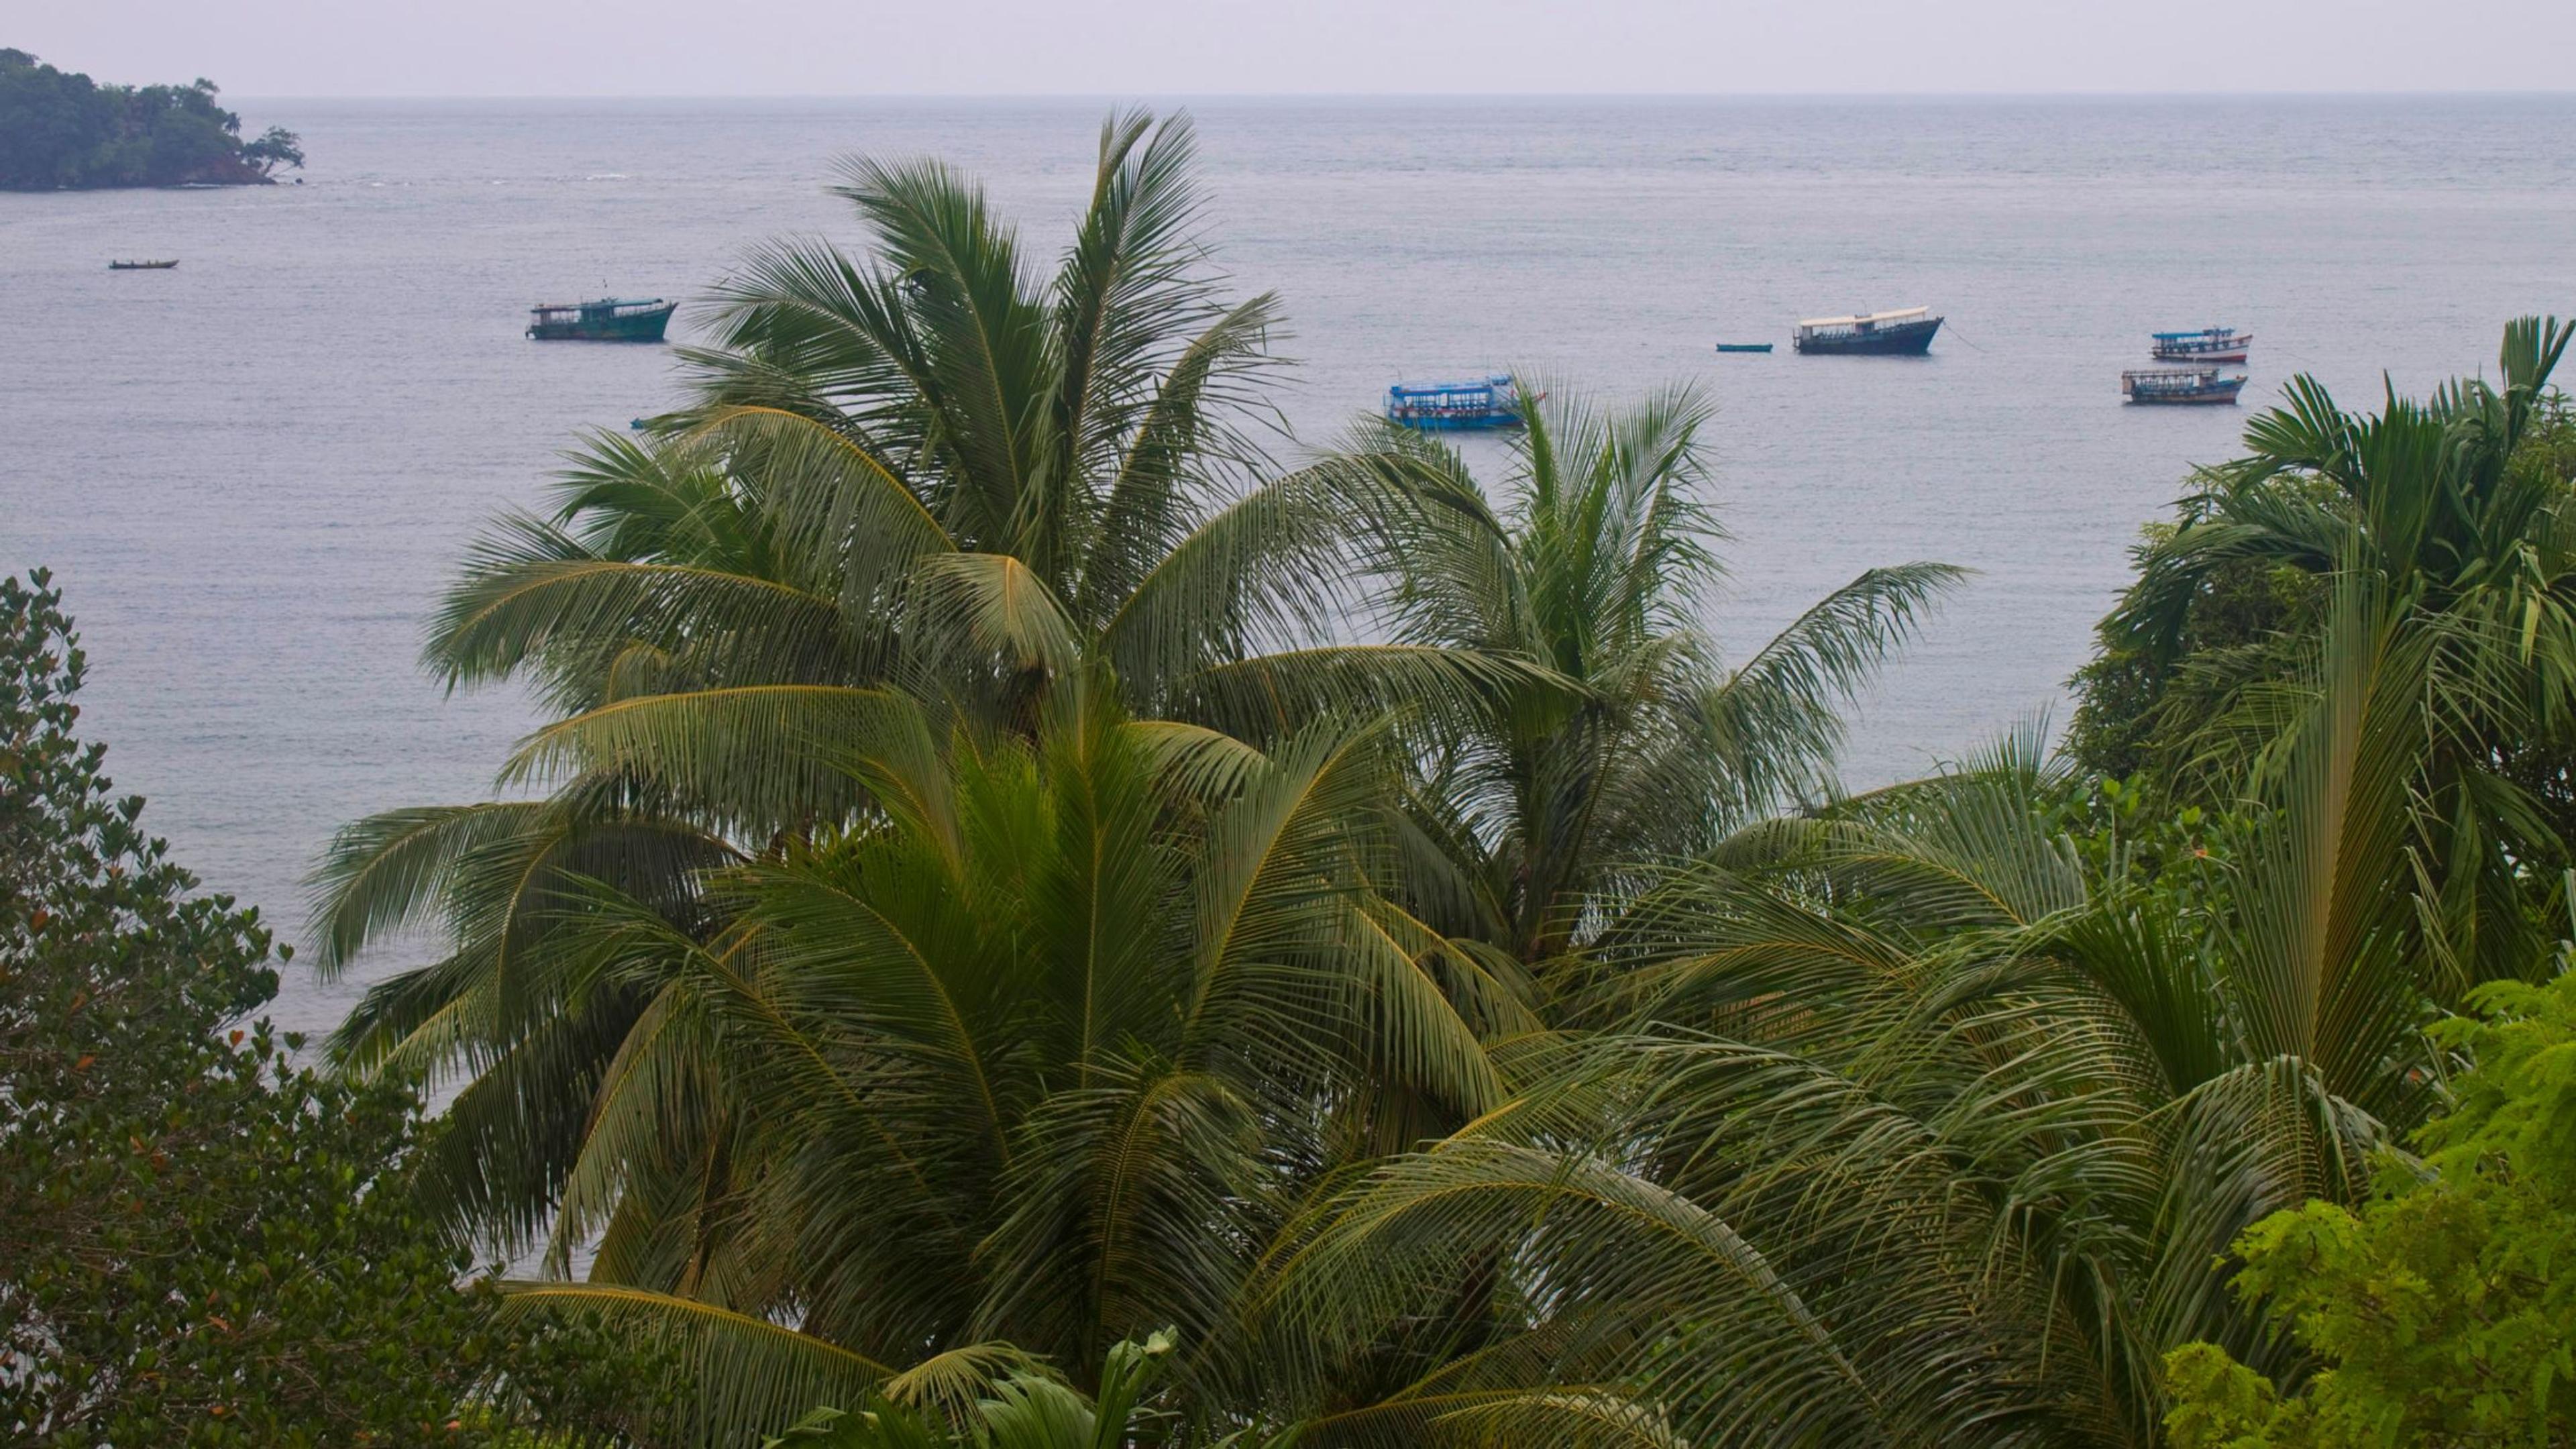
[0,95,2546,1445]
[303,111,1959,1446]
[2163,967,2576,1448]
[0,49,301,189]
[0,572,641,1446]
[281,105,2576,1443]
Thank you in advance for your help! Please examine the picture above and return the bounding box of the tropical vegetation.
[13,104,2573,1447]
[0,48,301,190]
[2163,966,2576,1447]
[0,572,650,1445]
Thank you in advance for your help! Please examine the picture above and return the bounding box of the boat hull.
[2125,380,2246,405]
[1388,411,1525,431]
[1713,343,1774,354]
[2152,346,2248,364]
[528,301,677,342]
[1794,317,1941,355]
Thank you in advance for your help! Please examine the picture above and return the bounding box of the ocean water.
[4,95,2572,1036]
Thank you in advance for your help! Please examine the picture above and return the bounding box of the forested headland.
[0,48,301,190]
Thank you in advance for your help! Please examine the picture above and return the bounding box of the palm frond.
[500,1283,898,1448]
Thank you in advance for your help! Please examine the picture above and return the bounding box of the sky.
[13,0,2576,97]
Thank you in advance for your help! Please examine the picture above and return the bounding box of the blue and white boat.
[2123,366,2247,405]
[2151,327,2251,364]
[1385,374,1529,431]
[1792,307,1943,356]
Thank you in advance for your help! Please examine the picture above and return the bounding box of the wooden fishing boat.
[1793,307,1942,356]
[526,297,677,342]
[2123,366,2247,405]
[2151,327,2251,364]
[1385,374,1532,431]
[108,259,178,270]
[1714,342,1774,354]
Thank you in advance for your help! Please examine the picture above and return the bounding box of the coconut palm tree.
[480,682,1514,1445]
[312,110,1515,1243]
[1327,386,1962,966]
[1263,567,2504,1449]
[2098,316,2576,985]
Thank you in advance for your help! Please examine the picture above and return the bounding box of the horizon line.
[228,87,2576,103]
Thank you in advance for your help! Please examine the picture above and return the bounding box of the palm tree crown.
[491,685,1503,1440]
[1341,386,1962,963]
[309,111,1494,1254]
[2102,317,2576,983]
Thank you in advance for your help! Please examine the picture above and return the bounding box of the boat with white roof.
[2151,327,2252,364]
[1792,307,1944,356]
[2123,366,2247,405]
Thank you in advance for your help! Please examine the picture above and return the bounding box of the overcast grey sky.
[15,0,2575,97]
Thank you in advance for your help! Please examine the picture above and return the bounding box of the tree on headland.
[242,123,305,179]
[0,50,302,189]
[0,572,643,1445]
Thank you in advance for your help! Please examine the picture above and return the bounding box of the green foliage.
[241,123,304,178]
[0,49,300,189]
[482,682,1508,1443]
[258,100,2573,1449]
[2064,513,2324,784]
[1273,554,2569,1444]
[2069,324,2576,990]
[2071,386,2576,807]
[0,572,645,1446]
[1342,388,1961,965]
[308,116,1531,1259]
[2163,966,2576,1448]
[305,113,1538,1376]
[761,1332,1209,1449]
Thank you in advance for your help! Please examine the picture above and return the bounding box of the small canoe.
[109,260,179,270]
[1713,342,1774,354]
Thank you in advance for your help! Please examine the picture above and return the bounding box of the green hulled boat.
[526,297,676,342]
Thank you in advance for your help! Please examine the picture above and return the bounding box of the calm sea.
[5,95,2573,1035]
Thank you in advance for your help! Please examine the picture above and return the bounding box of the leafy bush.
[2163,965,2576,1448]
[0,571,643,1445]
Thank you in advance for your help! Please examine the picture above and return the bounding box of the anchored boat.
[526,297,678,342]
[1714,342,1774,354]
[1385,374,1531,431]
[2151,327,2251,364]
[108,259,178,270]
[1793,307,1943,356]
[2123,366,2247,406]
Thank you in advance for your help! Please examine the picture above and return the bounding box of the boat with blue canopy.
[1385,374,1529,431]
[2151,327,2251,364]
[2123,366,2247,405]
